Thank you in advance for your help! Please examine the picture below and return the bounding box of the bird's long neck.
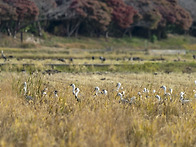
[163,87,166,94]
[75,89,79,97]
[24,85,27,95]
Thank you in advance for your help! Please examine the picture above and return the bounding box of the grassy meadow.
[1,72,196,146]
[0,34,196,146]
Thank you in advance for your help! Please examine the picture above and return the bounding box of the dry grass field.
[0,34,196,146]
[1,71,196,147]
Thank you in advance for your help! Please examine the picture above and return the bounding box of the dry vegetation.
[1,72,196,146]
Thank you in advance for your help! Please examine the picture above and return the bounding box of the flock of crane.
[2,50,195,105]
[22,80,196,105]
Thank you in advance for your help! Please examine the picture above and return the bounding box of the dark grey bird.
[25,95,34,102]
[99,56,106,62]
[69,58,73,62]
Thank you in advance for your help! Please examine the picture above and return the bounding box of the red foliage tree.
[69,0,111,36]
[0,2,17,21]
[3,0,39,21]
[104,0,139,29]
[156,0,193,30]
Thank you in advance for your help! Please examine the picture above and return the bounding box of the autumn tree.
[2,0,39,39]
[0,2,17,22]
[155,0,192,30]
[179,0,196,36]
[125,0,192,39]
[101,0,139,37]
[68,0,111,37]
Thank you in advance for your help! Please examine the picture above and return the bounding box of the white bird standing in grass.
[75,88,81,102]
[94,87,101,96]
[143,88,149,93]
[23,82,34,102]
[70,84,76,95]
[117,93,129,104]
[117,93,135,104]
[24,82,27,95]
[42,88,48,96]
[160,85,172,101]
[169,88,173,95]
[116,82,122,91]
[101,89,108,95]
[155,95,161,101]
[143,88,149,98]
[179,92,191,104]
[1,50,7,62]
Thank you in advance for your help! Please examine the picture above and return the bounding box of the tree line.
[0,0,194,40]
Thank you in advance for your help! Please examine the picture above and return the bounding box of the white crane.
[70,84,76,95]
[23,82,27,95]
[1,50,7,62]
[116,82,123,91]
[160,85,172,101]
[42,88,48,96]
[117,93,135,104]
[179,92,191,104]
[101,89,108,95]
[75,88,81,102]
[23,82,34,102]
[155,95,161,101]
[94,87,101,96]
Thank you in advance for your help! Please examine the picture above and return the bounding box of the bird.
[23,82,27,95]
[70,84,76,95]
[121,91,125,97]
[69,58,73,63]
[160,85,172,101]
[25,95,34,102]
[117,93,135,104]
[143,88,149,98]
[179,92,191,104]
[42,88,48,96]
[1,50,7,62]
[138,92,142,98]
[143,88,149,93]
[155,95,161,101]
[169,88,173,95]
[94,86,101,96]
[117,93,129,104]
[54,90,58,98]
[99,56,106,62]
[23,82,34,102]
[116,82,122,92]
[92,56,95,60]
[101,89,108,95]
[75,88,81,102]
